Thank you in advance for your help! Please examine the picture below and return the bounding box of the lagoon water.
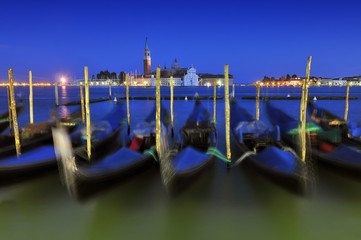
[1,86,361,240]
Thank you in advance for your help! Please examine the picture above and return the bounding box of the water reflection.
[57,106,69,119]
[61,85,67,102]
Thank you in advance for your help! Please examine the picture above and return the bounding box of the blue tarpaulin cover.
[348,122,361,138]
[172,147,210,171]
[144,102,169,124]
[231,101,279,142]
[252,146,297,173]
[87,147,144,173]
[0,146,56,165]
[186,101,211,123]
[266,102,300,134]
[230,101,254,130]
[71,103,125,144]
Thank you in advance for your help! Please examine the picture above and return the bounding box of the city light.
[61,77,66,85]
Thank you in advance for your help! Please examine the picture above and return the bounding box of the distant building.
[343,76,361,86]
[183,67,199,86]
[317,78,333,86]
[157,77,183,86]
[313,77,361,86]
[287,77,302,86]
[75,79,119,86]
[151,59,199,86]
[171,58,181,70]
[198,74,234,86]
[143,38,151,77]
[333,79,347,86]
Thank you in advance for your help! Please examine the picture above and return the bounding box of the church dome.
[171,58,180,70]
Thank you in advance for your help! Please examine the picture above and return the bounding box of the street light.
[61,77,66,85]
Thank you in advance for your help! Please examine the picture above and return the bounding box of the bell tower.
[143,37,151,76]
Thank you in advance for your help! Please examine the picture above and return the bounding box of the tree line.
[262,74,298,82]
[92,70,126,83]
[262,74,320,82]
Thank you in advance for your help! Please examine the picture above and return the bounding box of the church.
[142,38,233,87]
[149,58,199,87]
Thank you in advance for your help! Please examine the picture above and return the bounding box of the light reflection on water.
[61,85,67,100]
[57,106,69,119]
[0,86,361,239]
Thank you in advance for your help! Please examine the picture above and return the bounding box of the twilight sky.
[1,0,361,83]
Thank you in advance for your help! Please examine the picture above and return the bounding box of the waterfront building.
[348,80,361,86]
[150,75,183,86]
[314,78,331,86]
[333,79,347,86]
[74,79,120,86]
[343,76,361,86]
[150,59,199,86]
[315,77,361,86]
[164,77,182,86]
[286,77,302,86]
[183,67,199,86]
[198,74,234,86]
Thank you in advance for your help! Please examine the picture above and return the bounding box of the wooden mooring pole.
[29,70,34,124]
[213,81,216,123]
[80,82,85,124]
[8,69,21,156]
[55,82,59,107]
[156,67,161,155]
[256,81,260,121]
[300,56,312,162]
[344,81,350,121]
[126,73,130,135]
[109,80,112,100]
[6,85,12,135]
[224,64,231,166]
[84,66,91,159]
[170,76,174,136]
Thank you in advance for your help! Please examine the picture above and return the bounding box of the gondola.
[230,99,306,193]
[266,101,361,175]
[160,98,217,194]
[0,107,82,158]
[308,101,361,147]
[0,102,123,181]
[0,101,24,134]
[53,102,170,199]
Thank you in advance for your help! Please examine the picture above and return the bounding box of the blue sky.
[1,0,361,83]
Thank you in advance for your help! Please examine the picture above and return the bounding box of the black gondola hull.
[0,105,24,134]
[165,155,215,196]
[231,132,306,194]
[71,153,157,201]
